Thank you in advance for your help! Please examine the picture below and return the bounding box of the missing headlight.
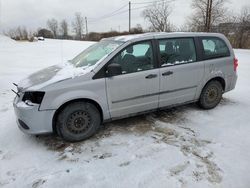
[22,91,45,104]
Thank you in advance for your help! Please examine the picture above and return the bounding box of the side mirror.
[107,63,122,77]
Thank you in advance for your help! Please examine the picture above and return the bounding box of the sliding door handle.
[162,71,173,76]
[145,74,157,79]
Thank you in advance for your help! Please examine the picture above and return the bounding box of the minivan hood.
[18,63,92,91]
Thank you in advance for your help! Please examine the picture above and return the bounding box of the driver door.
[105,40,160,118]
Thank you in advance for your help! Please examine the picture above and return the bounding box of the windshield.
[69,40,123,68]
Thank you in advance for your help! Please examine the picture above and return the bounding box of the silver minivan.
[13,32,238,141]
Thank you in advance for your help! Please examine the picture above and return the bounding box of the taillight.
[234,58,238,71]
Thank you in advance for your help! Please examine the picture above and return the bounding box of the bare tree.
[47,18,58,38]
[130,24,144,33]
[72,12,84,40]
[17,26,28,40]
[142,1,173,32]
[5,28,16,39]
[6,26,29,40]
[60,19,69,39]
[236,7,250,48]
[188,0,228,32]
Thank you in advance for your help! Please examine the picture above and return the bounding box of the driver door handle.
[162,71,173,76]
[145,74,158,79]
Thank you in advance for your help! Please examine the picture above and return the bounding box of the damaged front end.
[12,83,54,134]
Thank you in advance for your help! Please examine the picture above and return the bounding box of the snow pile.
[0,35,16,44]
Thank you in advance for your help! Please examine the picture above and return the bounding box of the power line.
[88,5,152,24]
[131,5,152,11]
[88,3,127,22]
[87,1,169,30]
[91,0,169,21]
[132,0,168,5]
[88,1,156,24]
[88,9,129,24]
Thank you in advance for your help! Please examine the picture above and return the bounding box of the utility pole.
[205,0,209,31]
[205,0,212,32]
[85,17,88,35]
[129,1,131,33]
[207,0,212,32]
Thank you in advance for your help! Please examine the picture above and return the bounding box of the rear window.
[201,37,230,59]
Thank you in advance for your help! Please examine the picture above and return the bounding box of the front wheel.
[56,102,101,142]
[198,80,223,109]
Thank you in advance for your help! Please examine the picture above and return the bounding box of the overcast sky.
[0,0,249,33]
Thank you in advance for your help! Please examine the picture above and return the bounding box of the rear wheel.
[198,80,223,109]
[56,101,101,142]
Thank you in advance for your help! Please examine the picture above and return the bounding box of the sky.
[0,0,249,34]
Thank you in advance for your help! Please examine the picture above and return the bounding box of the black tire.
[56,101,101,142]
[198,80,223,109]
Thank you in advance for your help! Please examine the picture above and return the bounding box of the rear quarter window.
[201,37,230,59]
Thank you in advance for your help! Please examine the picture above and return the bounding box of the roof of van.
[103,32,224,42]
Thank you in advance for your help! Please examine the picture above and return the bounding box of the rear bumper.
[13,96,55,135]
[225,74,237,92]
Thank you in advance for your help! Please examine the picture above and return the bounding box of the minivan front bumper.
[13,96,55,134]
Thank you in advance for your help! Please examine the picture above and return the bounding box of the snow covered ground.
[0,35,250,188]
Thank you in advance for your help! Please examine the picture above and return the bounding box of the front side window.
[109,41,154,74]
[201,37,230,59]
[69,40,123,68]
[158,38,197,67]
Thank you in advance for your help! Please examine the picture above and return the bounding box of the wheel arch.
[197,76,225,109]
[52,98,103,134]
[204,76,226,91]
[196,76,226,101]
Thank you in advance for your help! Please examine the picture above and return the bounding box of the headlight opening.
[22,91,45,104]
